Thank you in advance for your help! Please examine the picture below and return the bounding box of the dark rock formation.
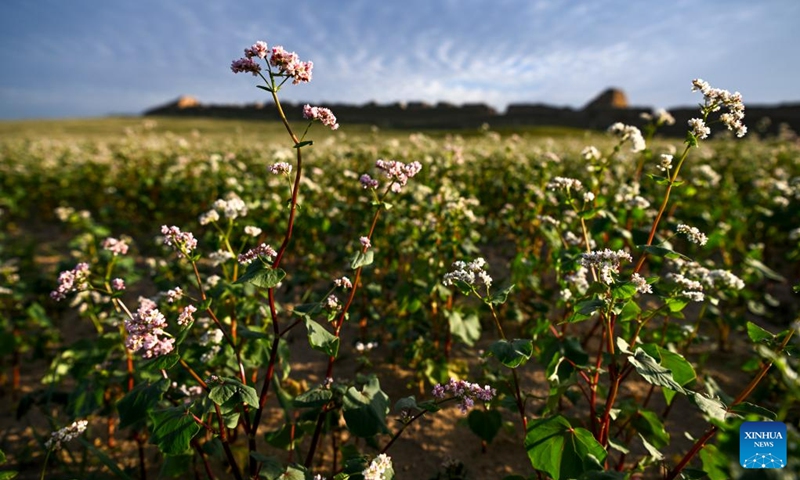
[143,90,800,137]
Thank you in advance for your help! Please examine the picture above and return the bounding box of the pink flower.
[161,225,197,258]
[359,236,371,250]
[244,41,268,59]
[51,263,91,301]
[231,58,262,76]
[111,278,125,291]
[303,104,339,130]
[238,243,277,265]
[177,305,197,327]
[102,237,129,256]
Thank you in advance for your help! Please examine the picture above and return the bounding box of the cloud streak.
[0,0,797,119]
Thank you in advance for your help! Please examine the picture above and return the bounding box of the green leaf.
[394,396,419,412]
[342,376,390,438]
[698,444,729,480]
[256,85,273,92]
[236,262,286,288]
[744,257,786,282]
[688,392,729,422]
[617,338,686,394]
[489,284,515,305]
[208,377,259,408]
[607,437,629,454]
[638,245,690,261]
[468,409,502,443]
[611,282,637,301]
[0,472,17,480]
[488,339,533,368]
[632,409,669,448]
[728,402,776,420]
[746,321,774,344]
[148,407,201,455]
[350,250,374,270]
[446,310,481,346]
[304,319,340,358]
[143,352,180,371]
[294,140,313,149]
[524,415,607,480]
[569,299,605,323]
[293,387,333,409]
[638,433,664,461]
[250,452,284,480]
[116,378,170,429]
[665,298,689,313]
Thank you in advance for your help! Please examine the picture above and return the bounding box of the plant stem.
[665,329,794,480]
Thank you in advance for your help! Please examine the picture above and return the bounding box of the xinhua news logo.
[739,421,786,469]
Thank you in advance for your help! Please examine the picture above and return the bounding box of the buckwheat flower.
[288,60,313,84]
[676,224,708,246]
[537,215,558,226]
[102,237,129,256]
[161,225,197,258]
[363,454,393,480]
[124,297,174,358]
[360,173,379,190]
[432,378,496,414]
[165,287,183,303]
[230,57,262,75]
[583,191,595,202]
[704,269,745,291]
[608,123,646,152]
[546,176,583,192]
[177,305,196,327]
[655,108,675,126]
[355,341,378,353]
[691,79,746,137]
[581,146,601,161]
[244,40,268,59]
[45,419,88,450]
[51,262,91,301]
[111,278,125,291]
[580,249,633,285]
[213,193,247,219]
[268,162,292,175]
[374,159,422,192]
[682,290,705,302]
[324,294,340,310]
[688,118,710,139]
[244,225,262,237]
[209,249,235,266]
[334,276,353,289]
[199,209,220,225]
[443,258,492,289]
[303,104,339,130]
[270,46,297,69]
[627,195,650,209]
[238,243,277,265]
[658,154,673,172]
[360,236,371,250]
[631,273,652,294]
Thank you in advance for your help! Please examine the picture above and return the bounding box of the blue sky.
[0,0,798,119]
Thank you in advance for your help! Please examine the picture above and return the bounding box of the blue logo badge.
[740,421,786,469]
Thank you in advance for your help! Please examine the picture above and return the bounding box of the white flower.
[677,224,708,246]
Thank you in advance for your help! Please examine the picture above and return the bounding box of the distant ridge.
[144,89,800,136]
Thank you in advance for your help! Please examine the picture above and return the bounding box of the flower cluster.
[658,154,673,172]
[161,225,197,258]
[374,159,423,192]
[691,78,746,137]
[442,257,492,289]
[688,118,711,140]
[111,278,125,291]
[124,297,174,358]
[641,108,676,126]
[432,378,496,414]
[360,236,372,250]
[666,272,705,302]
[268,162,292,175]
[102,237,129,256]
[363,453,393,480]
[360,174,379,190]
[232,41,314,84]
[244,225,262,237]
[608,123,646,152]
[324,294,340,311]
[676,223,708,246]
[45,420,88,450]
[237,243,277,265]
[630,273,652,294]
[546,176,583,191]
[334,276,353,289]
[303,104,339,130]
[165,287,183,303]
[581,146,601,161]
[579,249,633,285]
[51,262,91,301]
[177,305,197,327]
[269,46,313,84]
